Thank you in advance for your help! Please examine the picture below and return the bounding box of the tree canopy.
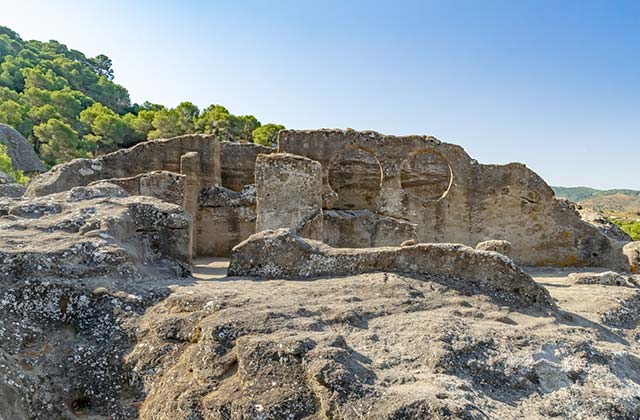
[0,26,284,167]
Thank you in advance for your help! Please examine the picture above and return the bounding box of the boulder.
[476,239,513,257]
[0,124,45,173]
[228,229,554,307]
[568,271,629,286]
[0,169,26,198]
[0,183,26,198]
[624,242,640,273]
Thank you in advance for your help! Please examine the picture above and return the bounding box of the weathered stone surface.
[4,259,640,418]
[0,123,45,173]
[90,170,185,205]
[476,239,513,257]
[195,185,256,256]
[255,153,323,232]
[0,169,25,198]
[579,207,632,242]
[26,134,221,197]
[278,129,628,270]
[220,142,274,191]
[625,242,640,273]
[322,209,417,248]
[229,229,553,306]
[568,271,629,286]
[0,185,192,281]
[0,183,26,198]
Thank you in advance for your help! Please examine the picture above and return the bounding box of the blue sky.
[2,0,638,188]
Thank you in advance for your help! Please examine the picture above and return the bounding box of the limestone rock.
[579,207,632,242]
[26,134,221,197]
[625,242,640,273]
[0,183,26,198]
[89,170,185,205]
[195,185,257,257]
[220,142,274,191]
[476,239,513,257]
[278,129,626,270]
[255,153,323,232]
[323,209,417,248]
[0,185,192,281]
[229,229,554,307]
[0,124,45,173]
[568,271,629,286]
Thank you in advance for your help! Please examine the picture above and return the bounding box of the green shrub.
[0,143,29,185]
[610,217,640,241]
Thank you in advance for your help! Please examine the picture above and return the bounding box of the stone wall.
[195,185,256,257]
[24,135,275,257]
[277,129,628,269]
[221,142,274,191]
[26,134,221,197]
[89,171,185,205]
[255,153,323,233]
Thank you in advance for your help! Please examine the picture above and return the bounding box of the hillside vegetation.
[0,26,283,167]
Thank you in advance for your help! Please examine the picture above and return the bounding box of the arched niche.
[400,150,452,202]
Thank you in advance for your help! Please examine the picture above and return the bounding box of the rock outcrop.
[88,170,185,205]
[0,184,192,281]
[476,239,513,257]
[276,129,629,270]
[4,264,640,419]
[229,229,553,307]
[0,169,26,198]
[0,123,45,173]
[568,271,629,286]
[625,242,640,273]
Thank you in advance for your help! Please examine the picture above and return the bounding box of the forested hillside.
[0,26,283,167]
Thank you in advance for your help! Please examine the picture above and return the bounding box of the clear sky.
[2,0,638,189]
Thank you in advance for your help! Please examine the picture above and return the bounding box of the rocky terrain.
[2,129,640,419]
[2,256,640,419]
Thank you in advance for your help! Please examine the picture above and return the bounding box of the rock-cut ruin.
[2,128,640,419]
[23,128,637,272]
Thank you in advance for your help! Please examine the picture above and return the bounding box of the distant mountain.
[552,186,640,217]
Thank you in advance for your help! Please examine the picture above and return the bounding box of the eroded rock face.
[0,279,169,419]
[323,210,417,248]
[228,229,553,307]
[196,185,257,257]
[0,124,45,173]
[0,167,26,199]
[0,169,26,198]
[579,207,632,242]
[90,170,185,205]
[0,184,192,281]
[220,142,274,191]
[277,129,628,270]
[255,153,323,232]
[568,271,629,286]
[26,134,221,197]
[476,240,513,257]
[1,269,632,419]
[625,242,640,273]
